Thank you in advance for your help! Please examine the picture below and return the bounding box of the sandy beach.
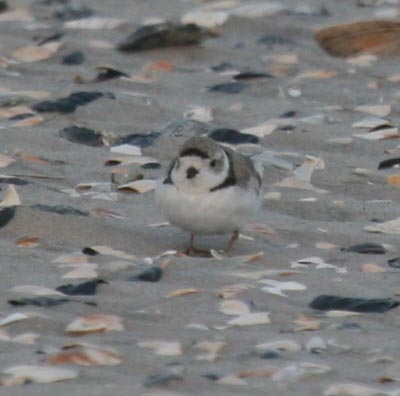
[1,0,400,395]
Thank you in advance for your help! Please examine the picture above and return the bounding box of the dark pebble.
[62,51,85,65]
[209,128,259,144]
[118,22,208,52]
[258,35,294,47]
[259,350,281,359]
[95,67,129,81]
[130,267,163,282]
[8,297,69,307]
[56,280,107,296]
[378,158,400,170]
[208,81,250,94]
[54,4,93,21]
[370,124,393,132]
[309,294,400,313]
[32,204,89,217]
[210,62,234,73]
[141,162,161,169]
[0,206,16,228]
[0,177,28,185]
[342,243,386,254]
[202,373,221,381]
[34,91,105,114]
[115,132,161,148]
[280,110,298,118]
[60,125,104,147]
[278,125,296,131]
[82,247,99,256]
[37,32,63,46]
[0,1,7,13]
[388,257,400,268]
[8,113,34,121]
[233,71,273,80]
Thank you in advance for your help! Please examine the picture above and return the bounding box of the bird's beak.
[186,167,199,179]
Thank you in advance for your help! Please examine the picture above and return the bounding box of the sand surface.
[0,0,400,395]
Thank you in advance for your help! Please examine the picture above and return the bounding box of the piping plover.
[155,137,262,255]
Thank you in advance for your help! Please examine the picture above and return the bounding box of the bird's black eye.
[210,159,217,167]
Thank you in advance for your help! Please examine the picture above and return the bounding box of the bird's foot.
[184,246,212,257]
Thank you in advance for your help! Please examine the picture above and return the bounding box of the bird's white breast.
[155,181,261,235]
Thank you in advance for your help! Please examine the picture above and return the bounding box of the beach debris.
[32,204,88,217]
[219,299,250,316]
[110,144,141,156]
[352,117,393,129]
[259,279,307,297]
[33,91,107,114]
[378,158,400,170]
[208,82,250,94]
[166,288,201,298]
[342,242,386,254]
[227,312,271,327]
[66,314,124,335]
[8,297,69,307]
[129,267,163,282]
[315,20,400,58]
[12,42,62,63]
[194,341,226,362]
[216,284,253,299]
[118,22,211,52]
[138,341,182,356]
[54,3,93,21]
[292,314,322,332]
[60,125,105,147]
[0,185,21,208]
[64,16,123,30]
[62,51,84,65]
[361,263,386,272]
[0,312,44,327]
[233,71,273,81]
[183,106,214,123]
[117,179,156,193]
[255,339,302,354]
[0,365,78,386]
[355,104,391,117]
[386,174,400,187]
[0,153,15,168]
[309,295,400,313]
[275,155,326,192]
[10,285,64,297]
[365,217,400,234]
[56,280,106,296]
[272,362,332,382]
[84,245,136,260]
[114,132,160,148]
[305,336,327,353]
[45,344,121,366]
[209,128,259,144]
[353,127,399,141]
[388,257,400,268]
[143,364,185,388]
[62,265,99,280]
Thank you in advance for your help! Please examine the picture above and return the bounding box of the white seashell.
[305,336,327,353]
[219,300,250,316]
[228,312,270,326]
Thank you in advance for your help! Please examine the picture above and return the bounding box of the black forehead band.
[180,147,209,159]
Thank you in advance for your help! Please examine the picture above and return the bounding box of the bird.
[155,136,263,255]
